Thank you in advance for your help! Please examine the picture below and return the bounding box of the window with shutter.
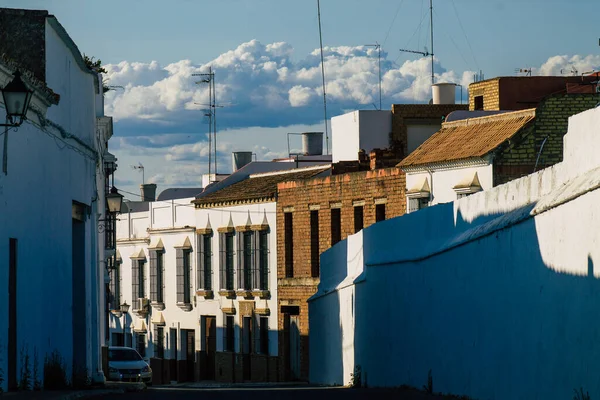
[176,248,185,303]
[197,234,212,290]
[150,251,157,301]
[131,259,139,303]
[138,260,145,298]
[259,231,269,290]
[238,231,254,290]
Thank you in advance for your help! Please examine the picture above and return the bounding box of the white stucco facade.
[404,160,493,210]
[113,197,278,366]
[0,16,111,391]
[331,110,391,163]
[310,107,600,399]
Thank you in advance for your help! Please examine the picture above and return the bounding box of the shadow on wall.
[313,191,600,399]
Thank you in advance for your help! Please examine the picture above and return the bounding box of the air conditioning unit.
[137,297,149,310]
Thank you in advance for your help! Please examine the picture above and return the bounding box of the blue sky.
[2,0,599,197]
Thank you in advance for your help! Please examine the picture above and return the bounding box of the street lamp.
[1,70,33,127]
[2,70,34,175]
[120,301,130,346]
[106,186,124,214]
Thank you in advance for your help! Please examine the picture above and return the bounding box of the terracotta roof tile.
[193,166,331,207]
[398,108,536,168]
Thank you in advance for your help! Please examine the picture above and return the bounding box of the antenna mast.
[317,0,329,155]
[193,67,218,180]
[399,0,435,84]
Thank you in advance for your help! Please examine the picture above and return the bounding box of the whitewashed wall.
[405,162,493,208]
[332,110,391,163]
[310,107,600,399]
[0,20,104,391]
[114,199,278,359]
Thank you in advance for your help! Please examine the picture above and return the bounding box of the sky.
[1,0,599,199]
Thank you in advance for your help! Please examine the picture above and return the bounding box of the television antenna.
[399,0,434,84]
[193,67,220,180]
[131,162,145,184]
[514,68,532,76]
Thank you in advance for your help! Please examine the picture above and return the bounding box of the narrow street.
[95,386,465,400]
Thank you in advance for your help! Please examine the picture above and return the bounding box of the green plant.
[72,364,91,390]
[43,350,68,390]
[18,346,31,391]
[573,387,591,400]
[33,347,41,391]
[350,365,362,388]
[423,369,433,394]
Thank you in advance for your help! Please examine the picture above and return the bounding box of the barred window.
[109,257,121,309]
[257,231,269,290]
[224,315,235,352]
[237,231,254,290]
[310,210,319,278]
[154,326,164,359]
[408,197,429,213]
[197,234,212,290]
[132,259,146,300]
[136,333,146,358]
[219,233,235,290]
[150,250,164,303]
[255,316,269,355]
[177,248,192,304]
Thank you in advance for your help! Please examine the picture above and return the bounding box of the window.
[132,259,146,300]
[219,233,235,290]
[474,95,484,110]
[224,315,235,352]
[136,334,146,358]
[197,234,212,290]
[375,203,386,222]
[257,231,269,290]
[150,250,164,303]
[104,213,116,250]
[154,326,164,359]
[331,208,341,245]
[354,206,364,233]
[238,231,254,290]
[408,197,429,213]
[284,212,294,278]
[176,248,192,304]
[257,316,269,355]
[310,210,320,277]
[109,257,121,309]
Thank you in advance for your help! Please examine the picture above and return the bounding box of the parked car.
[107,346,152,384]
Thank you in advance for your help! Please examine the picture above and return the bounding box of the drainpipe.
[426,168,434,205]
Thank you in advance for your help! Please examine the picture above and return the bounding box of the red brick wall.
[276,167,406,380]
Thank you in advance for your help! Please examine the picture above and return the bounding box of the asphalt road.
[96,386,464,400]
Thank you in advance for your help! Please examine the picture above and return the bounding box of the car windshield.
[108,349,142,362]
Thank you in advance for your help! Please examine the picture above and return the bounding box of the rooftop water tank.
[232,151,253,172]
[302,132,324,156]
[432,83,456,105]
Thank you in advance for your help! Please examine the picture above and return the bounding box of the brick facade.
[493,93,600,185]
[276,168,406,380]
[392,104,468,159]
[468,76,598,112]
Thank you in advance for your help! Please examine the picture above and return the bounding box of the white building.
[0,8,115,391]
[113,164,330,383]
[331,110,391,163]
[310,106,600,399]
[399,109,536,212]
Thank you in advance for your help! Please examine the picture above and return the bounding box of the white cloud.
[534,54,600,76]
[288,85,315,107]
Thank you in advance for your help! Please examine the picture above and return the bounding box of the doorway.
[184,330,196,381]
[202,316,216,380]
[242,316,252,381]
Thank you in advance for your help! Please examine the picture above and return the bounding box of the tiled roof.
[193,165,331,208]
[398,108,536,169]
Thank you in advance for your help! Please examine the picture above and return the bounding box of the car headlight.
[109,367,118,373]
[141,366,151,373]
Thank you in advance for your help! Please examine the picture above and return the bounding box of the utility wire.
[381,0,406,49]
[450,0,479,71]
[432,8,471,71]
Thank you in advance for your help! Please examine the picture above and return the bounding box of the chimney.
[140,183,157,202]
[232,151,253,172]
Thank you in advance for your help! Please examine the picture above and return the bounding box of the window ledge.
[176,302,193,312]
[134,308,149,317]
[252,290,270,299]
[196,289,214,299]
[236,289,254,299]
[151,301,165,311]
[218,290,236,299]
